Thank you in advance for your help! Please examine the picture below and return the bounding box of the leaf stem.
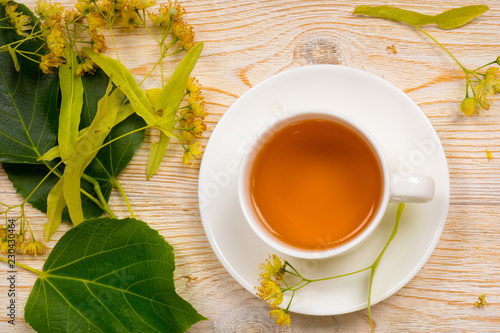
[0,257,44,276]
[412,25,466,72]
[368,203,405,332]
[81,173,117,219]
[113,178,135,218]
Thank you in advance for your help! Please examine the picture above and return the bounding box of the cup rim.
[237,109,391,259]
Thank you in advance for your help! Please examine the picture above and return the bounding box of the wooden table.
[2,0,499,331]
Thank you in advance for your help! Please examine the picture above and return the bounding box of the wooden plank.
[1,0,499,331]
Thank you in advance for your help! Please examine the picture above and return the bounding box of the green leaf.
[58,48,84,161]
[25,217,206,332]
[353,5,489,29]
[0,5,59,164]
[80,67,110,129]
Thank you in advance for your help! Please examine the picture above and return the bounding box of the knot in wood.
[298,36,341,65]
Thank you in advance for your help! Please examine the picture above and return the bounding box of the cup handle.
[390,174,435,203]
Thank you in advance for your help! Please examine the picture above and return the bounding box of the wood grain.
[1,0,499,332]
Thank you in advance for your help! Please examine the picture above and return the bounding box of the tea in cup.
[238,110,434,259]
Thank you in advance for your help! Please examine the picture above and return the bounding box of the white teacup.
[238,110,435,259]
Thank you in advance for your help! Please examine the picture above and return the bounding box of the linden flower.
[159,1,184,21]
[130,0,156,10]
[119,8,141,31]
[259,254,286,281]
[182,142,202,165]
[36,0,64,27]
[188,90,207,117]
[5,3,32,36]
[460,97,477,116]
[21,241,47,256]
[64,9,79,25]
[172,20,195,50]
[0,240,9,255]
[75,0,92,15]
[96,0,114,20]
[192,119,207,137]
[187,77,201,93]
[270,308,291,328]
[256,279,284,307]
[76,56,97,75]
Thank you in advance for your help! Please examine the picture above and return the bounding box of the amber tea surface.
[250,119,383,250]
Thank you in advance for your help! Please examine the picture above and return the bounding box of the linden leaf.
[0,4,59,164]
[353,5,489,30]
[25,218,206,332]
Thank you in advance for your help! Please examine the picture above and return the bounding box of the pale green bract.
[58,48,84,161]
[147,42,204,179]
[353,5,489,29]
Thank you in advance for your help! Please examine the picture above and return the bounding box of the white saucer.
[198,65,449,316]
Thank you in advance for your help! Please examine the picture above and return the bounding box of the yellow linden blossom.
[87,11,106,53]
[119,7,141,31]
[76,55,97,75]
[36,0,64,27]
[182,141,202,165]
[21,241,47,256]
[172,20,195,50]
[187,77,201,93]
[113,0,128,12]
[39,25,66,73]
[5,3,32,36]
[270,308,291,328]
[192,119,207,137]
[188,90,207,117]
[460,97,476,116]
[95,0,114,20]
[130,0,156,10]
[256,279,284,307]
[259,254,286,281]
[0,240,9,255]
[75,0,92,15]
[64,9,79,25]
[471,67,500,112]
[160,1,184,21]
[0,0,9,5]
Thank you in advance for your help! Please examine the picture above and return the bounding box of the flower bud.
[496,56,500,65]
[460,97,477,116]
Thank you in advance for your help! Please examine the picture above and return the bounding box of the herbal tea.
[250,119,383,250]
